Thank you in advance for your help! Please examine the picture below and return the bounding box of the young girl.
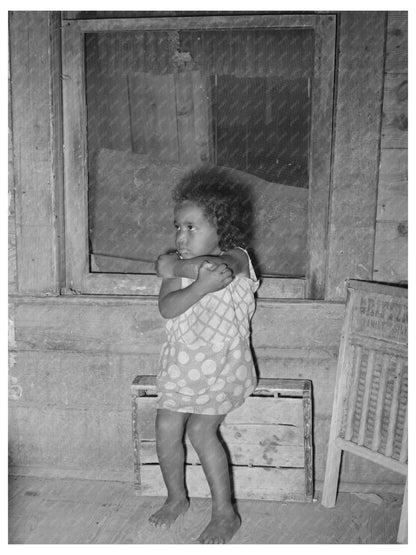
[149,167,258,544]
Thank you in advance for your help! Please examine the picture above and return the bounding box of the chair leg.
[321,443,342,507]
[397,477,408,544]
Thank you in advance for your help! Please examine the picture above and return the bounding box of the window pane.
[85,28,313,276]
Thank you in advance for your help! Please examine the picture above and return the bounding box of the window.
[62,14,335,298]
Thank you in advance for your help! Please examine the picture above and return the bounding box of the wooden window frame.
[62,14,335,298]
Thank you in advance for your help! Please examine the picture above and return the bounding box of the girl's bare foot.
[149,497,190,528]
[197,511,241,544]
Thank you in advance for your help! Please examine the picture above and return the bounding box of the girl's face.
[174,201,221,259]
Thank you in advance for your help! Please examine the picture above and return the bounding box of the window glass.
[85,29,313,277]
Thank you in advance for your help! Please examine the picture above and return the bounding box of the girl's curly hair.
[173,166,253,252]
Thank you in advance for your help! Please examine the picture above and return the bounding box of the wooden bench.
[131,375,313,502]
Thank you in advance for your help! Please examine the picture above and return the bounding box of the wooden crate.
[131,376,313,502]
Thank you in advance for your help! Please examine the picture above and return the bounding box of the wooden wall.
[8,12,62,296]
[9,296,405,491]
[8,11,407,494]
[373,13,408,283]
[326,12,386,300]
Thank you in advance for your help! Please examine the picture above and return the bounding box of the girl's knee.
[156,409,187,440]
[187,414,224,449]
[186,417,204,443]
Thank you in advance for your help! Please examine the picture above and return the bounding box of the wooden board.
[325,12,386,301]
[9,12,60,294]
[373,222,407,284]
[12,296,345,355]
[376,149,407,222]
[381,73,408,150]
[8,106,17,292]
[373,12,407,286]
[9,404,133,471]
[140,465,307,501]
[137,396,304,434]
[175,71,198,165]
[62,19,90,292]
[305,15,335,299]
[385,12,407,73]
[136,397,304,468]
[140,440,304,468]
[191,71,211,163]
[128,73,179,160]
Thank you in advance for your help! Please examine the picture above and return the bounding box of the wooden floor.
[9,475,403,544]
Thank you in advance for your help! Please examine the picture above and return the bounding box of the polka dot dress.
[157,249,259,415]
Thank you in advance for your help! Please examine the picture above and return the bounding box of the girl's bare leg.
[187,413,241,544]
[149,409,190,528]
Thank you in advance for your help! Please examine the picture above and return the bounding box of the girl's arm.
[158,261,234,319]
[156,248,249,280]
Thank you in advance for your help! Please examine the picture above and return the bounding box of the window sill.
[70,271,306,299]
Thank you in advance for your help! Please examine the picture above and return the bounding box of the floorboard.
[8,476,403,544]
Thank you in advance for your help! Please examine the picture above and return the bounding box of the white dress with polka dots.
[157,249,259,415]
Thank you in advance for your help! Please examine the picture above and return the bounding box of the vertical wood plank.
[152,74,179,162]
[214,30,229,75]
[375,149,407,222]
[302,382,314,501]
[253,30,264,76]
[373,13,407,286]
[49,12,66,293]
[175,71,197,164]
[191,71,210,163]
[8,59,17,293]
[131,390,141,491]
[385,12,407,73]
[373,222,407,284]
[105,74,132,151]
[128,73,147,154]
[306,15,336,299]
[132,32,144,72]
[9,11,61,294]
[385,358,403,457]
[344,345,362,441]
[380,74,408,149]
[371,354,390,452]
[144,73,159,156]
[399,404,407,464]
[244,31,255,76]
[321,289,356,506]
[229,29,241,76]
[357,349,375,446]
[85,34,110,152]
[61,19,89,291]
[326,12,386,300]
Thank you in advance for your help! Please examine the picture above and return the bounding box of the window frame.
[61,13,336,298]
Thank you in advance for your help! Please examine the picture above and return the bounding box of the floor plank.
[8,475,403,544]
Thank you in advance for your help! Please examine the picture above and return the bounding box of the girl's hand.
[155,253,178,278]
[194,260,234,295]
